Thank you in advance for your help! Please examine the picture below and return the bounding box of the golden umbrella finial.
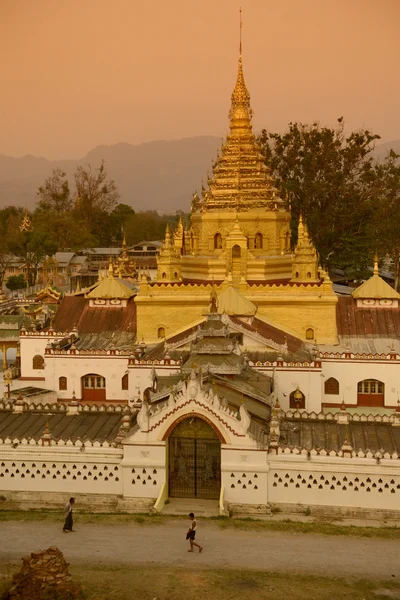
[239,7,242,55]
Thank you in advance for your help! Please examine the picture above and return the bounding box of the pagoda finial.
[298,213,304,239]
[373,254,379,275]
[239,7,242,56]
[230,10,251,128]
[165,224,171,244]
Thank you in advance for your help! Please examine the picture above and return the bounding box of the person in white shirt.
[186,512,203,553]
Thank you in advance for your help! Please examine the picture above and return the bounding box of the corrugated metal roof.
[52,296,136,334]
[280,417,400,453]
[0,412,123,443]
[336,297,400,338]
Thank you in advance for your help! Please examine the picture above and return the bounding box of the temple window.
[122,374,128,391]
[357,379,384,407]
[232,245,241,258]
[305,328,314,340]
[161,272,167,279]
[295,272,299,279]
[59,376,67,391]
[174,272,178,279]
[255,233,263,249]
[325,377,339,395]
[289,387,305,409]
[158,327,165,338]
[33,355,44,370]
[214,233,222,249]
[83,375,105,389]
[306,272,312,278]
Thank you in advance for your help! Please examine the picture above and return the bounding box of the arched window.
[295,272,299,279]
[255,233,263,249]
[305,328,314,340]
[33,355,44,370]
[162,272,167,279]
[306,272,312,278]
[81,373,106,402]
[214,233,222,249]
[158,327,165,338]
[59,376,67,391]
[122,373,128,391]
[325,377,339,395]
[174,272,178,279]
[289,388,305,409]
[232,245,241,258]
[357,379,384,407]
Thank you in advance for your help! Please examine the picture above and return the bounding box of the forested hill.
[0,137,398,213]
[0,136,221,213]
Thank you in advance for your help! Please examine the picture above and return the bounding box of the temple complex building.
[2,43,400,519]
[134,52,337,345]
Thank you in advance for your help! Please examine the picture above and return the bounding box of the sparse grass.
[1,509,400,539]
[214,517,400,538]
[1,563,399,600]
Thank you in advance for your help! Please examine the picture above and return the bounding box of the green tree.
[74,161,120,230]
[369,151,400,289]
[33,211,96,251]
[36,168,72,213]
[125,211,178,245]
[259,119,380,273]
[6,274,27,291]
[9,229,58,287]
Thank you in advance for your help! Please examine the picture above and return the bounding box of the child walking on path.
[186,512,203,553]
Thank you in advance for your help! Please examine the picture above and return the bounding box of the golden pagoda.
[178,48,292,284]
[20,210,33,232]
[135,36,338,345]
[291,215,319,282]
[157,225,182,281]
[115,232,137,280]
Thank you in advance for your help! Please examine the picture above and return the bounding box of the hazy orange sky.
[1,0,399,159]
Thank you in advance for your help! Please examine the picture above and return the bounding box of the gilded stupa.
[165,47,292,284]
[135,31,338,345]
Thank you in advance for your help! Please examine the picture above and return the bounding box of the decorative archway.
[167,416,221,499]
[232,244,241,259]
[214,233,222,250]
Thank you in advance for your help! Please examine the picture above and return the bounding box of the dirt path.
[0,520,399,580]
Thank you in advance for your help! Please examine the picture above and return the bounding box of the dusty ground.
[0,519,399,580]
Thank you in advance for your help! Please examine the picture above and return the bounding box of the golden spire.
[239,6,242,55]
[298,214,305,240]
[230,8,251,128]
[373,254,379,275]
[164,224,171,247]
[20,209,33,232]
[190,8,283,214]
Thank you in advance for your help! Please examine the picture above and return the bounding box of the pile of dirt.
[1,546,83,600]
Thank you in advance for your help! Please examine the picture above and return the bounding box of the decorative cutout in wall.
[270,471,398,496]
[227,472,260,492]
[0,461,121,485]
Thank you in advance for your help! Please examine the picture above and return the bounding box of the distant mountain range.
[0,137,399,214]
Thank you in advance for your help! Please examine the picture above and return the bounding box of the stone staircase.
[160,498,220,517]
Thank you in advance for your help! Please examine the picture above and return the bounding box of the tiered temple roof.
[192,55,282,214]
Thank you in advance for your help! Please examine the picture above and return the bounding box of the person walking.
[63,497,75,533]
[186,512,203,553]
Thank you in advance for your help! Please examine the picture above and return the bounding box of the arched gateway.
[168,417,221,499]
